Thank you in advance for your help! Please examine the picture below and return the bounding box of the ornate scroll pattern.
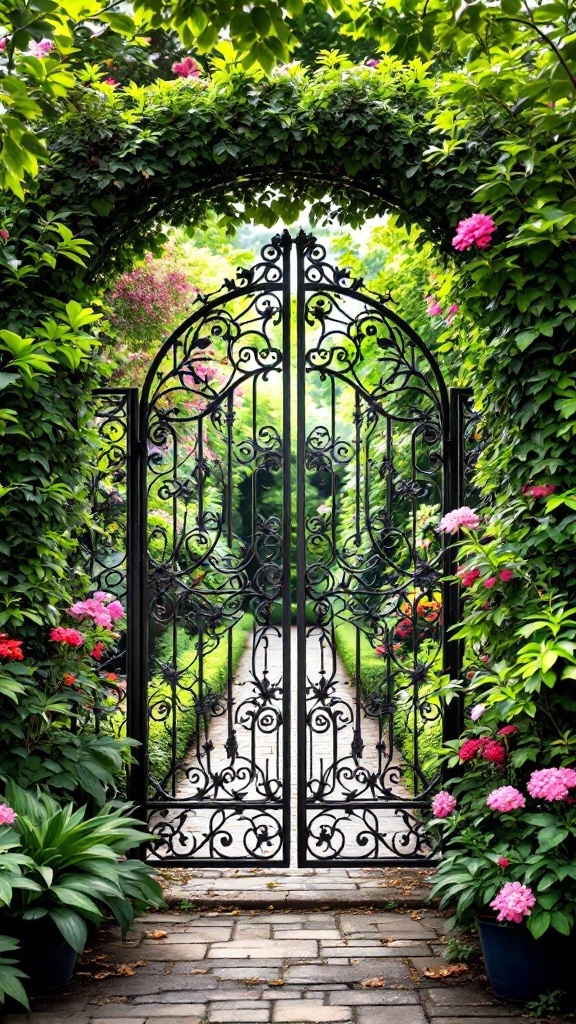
[143,235,289,863]
[299,233,448,863]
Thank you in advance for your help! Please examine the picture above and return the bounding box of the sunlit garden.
[2,0,576,1019]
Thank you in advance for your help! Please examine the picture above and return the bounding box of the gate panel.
[296,234,449,865]
[141,236,292,865]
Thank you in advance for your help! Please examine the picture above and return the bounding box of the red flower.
[104,672,118,682]
[50,627,84,647]
[90,641,106,660]
[0,634,23,661]
[395,617,413,639]
[498,725,519,737]
[459,738,485,762]
[499,569,514,582]
[63,673,77,686]
[521,484,556,499]
[456,566,480,588]
[104,77,118,87]
[482,739,506,764]
[497,857,510,868]
[484,577,497,589]
[0,228,9,242]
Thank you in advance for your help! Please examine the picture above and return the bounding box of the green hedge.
[148,616,252,783]
[334,620,442,793]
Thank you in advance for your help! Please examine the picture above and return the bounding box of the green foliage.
[0,935,28,1010]
[0,783,164,954]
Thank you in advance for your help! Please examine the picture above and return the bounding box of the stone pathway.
[6,906,524,1024]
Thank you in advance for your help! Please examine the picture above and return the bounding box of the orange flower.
[104,672,118,682]
[63,673,76,686]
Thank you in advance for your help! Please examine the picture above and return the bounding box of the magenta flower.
[0,803,16,825]
[499,569,514,582]
[497,857,510,869]
[482,739,506,764]
[426,296,443,316]
[469,704,486,722]
[172,56,201,78]
[104,77,119,87]
[484,577,497,589]
[490,881,535,924]
[50,626,84,647]
[453,214,497,252]
[0,38,6,51]
[438,506,480,534]
[459,737,485,762]
[28,38,54,58]
[527,767,576,801]
[521,483,556,499]
[432,791,457,818]
[456,566,480,587]
[365,58,380,67]
[445,303,459,325]
[487,786,526,812]
[498,725,519,737]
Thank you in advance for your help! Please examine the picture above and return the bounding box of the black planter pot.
[477,917,576,1004]
[0,914,78,996]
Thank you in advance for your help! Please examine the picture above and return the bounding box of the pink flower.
[445,303,459,325]
[499,569,514,582]
[0,803,16,825]
[426,297,443,316]
[521,483,556,499]
[527,767,576,801]
[0,228,9,241]
[497,857,510,869]
[484,577,497,588]
[438,507,480,534]
[432,791,457,818]
[375,644,387,656]
[498,725,519,737]
[470,704,486,722]
[93,591,113,601]
[480,653,490,663]
[104,77,118,87]
[28,38,54,58]
[0,38,7,51]
[459,738,485,762]
[456,566,480,587]
[365,58,379,67]
[50,626,84,647]
[317,503,331,515]
[106,599,125,621]
[453,213,497,252]
[482,739,506,764]
[172,56,201,78]
[487,786,526,812]
[490,881,535,924]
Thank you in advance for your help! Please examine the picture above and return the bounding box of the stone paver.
[5,906,527,1024]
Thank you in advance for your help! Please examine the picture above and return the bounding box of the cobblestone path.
[6,906,523,1024]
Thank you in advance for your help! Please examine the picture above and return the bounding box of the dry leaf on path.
[424,964,468,979]
[269,978,284,986]
[144,930,167,939]
[362,977,386,988]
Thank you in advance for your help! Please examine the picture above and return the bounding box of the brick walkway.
[5,905,523,1024]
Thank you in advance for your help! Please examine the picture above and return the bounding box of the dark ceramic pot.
[1,914,78,996]
[477,916,576,1004]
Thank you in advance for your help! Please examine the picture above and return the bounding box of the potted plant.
[429,722,576,1004]
[0,782,164,998]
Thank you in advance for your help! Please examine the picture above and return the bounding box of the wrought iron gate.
[90,231,475,867]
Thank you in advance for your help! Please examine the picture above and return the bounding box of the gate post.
[442,387,474,743]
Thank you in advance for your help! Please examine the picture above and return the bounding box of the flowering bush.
[108,253,194,346]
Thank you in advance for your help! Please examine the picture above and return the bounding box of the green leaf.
[48,908,87,953]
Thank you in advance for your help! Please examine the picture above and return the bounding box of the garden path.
[5,906,523,1024]
[155,627,423,867]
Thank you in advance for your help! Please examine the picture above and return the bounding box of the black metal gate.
[90,231,475,867]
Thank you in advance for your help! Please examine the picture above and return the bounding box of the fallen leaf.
[423,964,468,979]
[269,978,284,986]
[362,977,386,988]
[189,968,209,975]
[410,912,422,920]
[144,930,167,939]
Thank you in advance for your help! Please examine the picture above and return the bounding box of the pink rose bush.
[452,213,497,251]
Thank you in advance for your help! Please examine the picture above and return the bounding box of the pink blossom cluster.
[425,295,443,317]
[172,56,201,78]
[456,565,480,587]
[432,791,457,818]
[0,803,16,825]
[490,881,535,923]
[459,736,506,764]
[69,591,124,631]
[452,214,497,252]
[527,767,576,801]
[486,786,526,812]
[521,483,556,499]
[110,259,194,342]
[28,38,54,58]
[50,626,84,647]
[438,506,480,534]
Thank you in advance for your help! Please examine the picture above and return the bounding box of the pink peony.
[498,725,519,737]
[527,767,576,801]
[50,626,84,647]
[497,857,510,869]
[482,739,506,764]
[484,577,497,588]
[490,881,535,924]
[499,569,514,582]
[470,704,486,722]
[487,786,526,812]
[172,56,201,78]
[456,566,480,588]
[521,483,556,499]
[453,213,497,252]
[28,38,54,57]
[432,791,457,818]
[438,507,480,534]
[0,803,16,825]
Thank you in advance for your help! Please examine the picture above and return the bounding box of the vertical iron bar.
[442,387,472,743]
[281,230,293,867]
[127,387,148,826]
[296,232,308,867]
